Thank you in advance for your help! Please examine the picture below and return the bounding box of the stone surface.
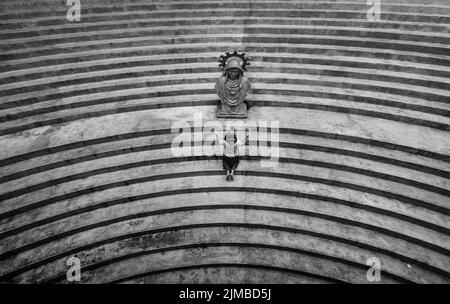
[0,0,449,284]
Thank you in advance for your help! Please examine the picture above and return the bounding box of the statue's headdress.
[218,50,251,73]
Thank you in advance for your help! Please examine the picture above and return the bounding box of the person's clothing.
[218,138,244,157]
[223,155,239,172]
[216,133,246,175]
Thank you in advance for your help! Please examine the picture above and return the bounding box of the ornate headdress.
[218,50,251,72]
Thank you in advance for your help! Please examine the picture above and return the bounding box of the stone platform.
[0,0,449,284]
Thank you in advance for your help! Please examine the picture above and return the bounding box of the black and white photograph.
[0,0,449,291]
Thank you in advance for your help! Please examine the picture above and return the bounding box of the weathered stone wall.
[0,0,449,283]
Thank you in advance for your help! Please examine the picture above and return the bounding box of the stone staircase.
[0,0,449,283]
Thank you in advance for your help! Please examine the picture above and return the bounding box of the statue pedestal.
[216,102,248,118]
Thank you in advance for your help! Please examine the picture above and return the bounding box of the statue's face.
[228,68,239,80]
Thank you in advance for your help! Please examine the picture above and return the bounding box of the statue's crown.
[218,50,251,71]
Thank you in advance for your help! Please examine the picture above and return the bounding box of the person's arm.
[214,130,225,145]
[236,134,249,146]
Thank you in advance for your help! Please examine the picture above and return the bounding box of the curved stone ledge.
[1,177,448,241]
[2,24,450,49]
[2,17,450,41]
[2,128,447,171]
[61,245,367,284]
[3,45,449,73]
[2,0,450,13]
[2,222,446,283]
[1,187,449,273]
[2,54,449,85]
[2,35,449,64]
[1,4,449,24]
[1,70,447,106]
[0,0,448,284]
[65,244,408,284]
[1,157,448,217]
[1,139,448,192]
[2,64,448,98]
[1,106,447,161]
[2,89,448,132]
[2,86,446,121]
[0,100,449,138]
[116,264,331,284]
[1,139,449,205]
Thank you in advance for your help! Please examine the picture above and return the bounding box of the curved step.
[0,0,448,284]
[1,202,448,283]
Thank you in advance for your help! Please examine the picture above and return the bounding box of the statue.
[215,50,251,118]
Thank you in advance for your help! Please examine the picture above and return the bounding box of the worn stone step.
[120,265,330,284]
[2,0,450,12]
[2,16,449,39]
[1,3,449,22]
[1,105,447,163]
[2,43,448,71]
[0,0,448,285]
[1,71,448,113]
[0,104,448,144]
[1,127,448,184]
[0,88,448,142]
[2,61,448,95]
[2,23,450,47]
[1,52,449,85]
[3,175,447,257]
[1,141,448,207]
[5,207,443,283]
[0,99,444,134]
[0,73,449,114]
[2,17,448,40]
[1,72,447,108]
[51,245,398,284]
[0,160,448,246]
[3,0,450,9]
[2,135,447,196]
[75,245,394,284]
[2,18,448,41]
[0,56,450,95]
[0,53,450,88]
[0,196,447,282]
[3,31,449,60]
